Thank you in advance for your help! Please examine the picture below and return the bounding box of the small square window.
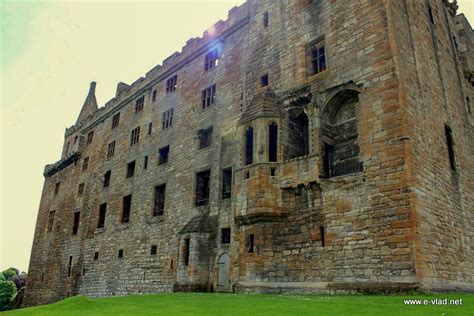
[103,170,111,188]
[118,249,124,259]
[126,161,136,178]
[150,245,157,255]
[94,251,99,260]
[159,146,169,165]
[221,228,231,244]
[198,126,213,149]
[112,113,120,129]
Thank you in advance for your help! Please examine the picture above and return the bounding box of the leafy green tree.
[2,268,19,281]
[0,280,17,308]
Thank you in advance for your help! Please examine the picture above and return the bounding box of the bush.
[0,280,17,308]
[2,268,19,281]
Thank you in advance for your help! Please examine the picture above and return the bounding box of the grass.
[3,292,473,316]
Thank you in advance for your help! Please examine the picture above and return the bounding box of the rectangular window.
[221,228,231,244]
[263,11,269,27]
[118,249,124,259]
[112,113,120,129]
[159,145,169,165]
[126,161,136,178]
[122,195,132,223]
[152,90,157,102]
[98,203,106,228]
[130,127,140,146]
[148,122,153,135]
[204,48,219,71]
[94,252,99,260]
[103,170,111,188]
[72,211,80,235]
[150,245,157,255]
[445,125,456,171]
[153,184,166,216]
[67,256,73,277]
[54,182,60,195]
[247,234,254,253]
[166,75,177,93]
[162,108,174,129]
[196,170,210,206]
[107,141,116,158]
[260,74,269,87]
[309,40,326,76]
[222,168,232,199]
[135,96,145,113]
[198,126,213,149]
[320,226,325,247]
[86,131,94,145]
[201,84,216,109]
[245,127,253,165]
[47,210,55,233]
[78,183,85,196]
[144,156,148,170]
[82,157,89,172]
[183,238,190,266]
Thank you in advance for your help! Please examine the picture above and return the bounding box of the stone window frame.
[130,127,140,146]
[107,141,116,158]
[152,90,157,102]
[82,157,89,172]
[97,203,106,229]
[245,126,254,165]
[158,145,170,166]
[121,194,132,224]
[117,249,124,259]
[221,167,232,199]
[72,211,80,235]
[195,169,211,206]
[93,252,99,260]
[197,126,213,149]
[152,183,166,216]
[86,130,94,145]
[54,182,60,195]
[221,227,231,244]
[246,234,255,253]
[47,210,56,233]
[201,84,216,109]
[166,75,178,93]
[204,48,219,72]
[444,124,457,172]
[150,245,157,255]
[260,73,269,87]
[307,36,326,77]
[162,108,174,129]
[77,183,85,196]
[111,112,120,129]
[135,96,145,113]
[103,170,111,188]
[126,161,136,178]
[263,11,269,28]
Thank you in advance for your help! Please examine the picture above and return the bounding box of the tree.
[1,268,19,281]
[0,280,17,308]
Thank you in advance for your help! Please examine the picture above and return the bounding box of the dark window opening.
[270,168,276,176]
[118,249,124,259]
[78,183,85,196]
[47,210,55,233]
[107,141,116,158]
[135,96,145,113]
[144,156,148,169]
[152,90,157,102]
[320,226,325,247]
[221,228,231,244]
[162,108,174,129]
[82,157,89,172]
[148,122,153,135]
[166,75,177,93]
[103,170,111,188]
[72,212,80,235]
[98,203,106,229]
[288,111,309,159]
[54,182,60,195]
[153,184,166,216]
[222,168,232,199]
[201,84,216,109]
[309,41,326,76]
[260,74,269,87]
[122,194,132,223]
[245,171,250,179]
[86,131,94,145]
[159,145,169,165]
[198,126,213,149]
[183,238,190,266]
[445,125,456,171]
[269,122,278,162]
[263,11,269,27]
[94,252,99,260]
[112,113,120,129]
[67,256,73,277]
[196,170,211,206]
[126,161,136,178]
[204,49,219,71]
[246,234,254,253]
[130,127,140,146]
[65,142,70,156]
[245,127,254,165]
[150,245,157,255]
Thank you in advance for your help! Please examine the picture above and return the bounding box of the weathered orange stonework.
[24,0,473,306]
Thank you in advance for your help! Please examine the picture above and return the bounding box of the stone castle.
[24,0,474,306]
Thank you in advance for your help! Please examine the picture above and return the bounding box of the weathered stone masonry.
[24,0,473,306]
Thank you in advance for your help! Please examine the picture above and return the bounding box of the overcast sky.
[1,0,473,273]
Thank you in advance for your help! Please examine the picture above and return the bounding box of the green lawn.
[4,293,473,316]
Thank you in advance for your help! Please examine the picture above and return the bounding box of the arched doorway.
[217,253,230,289]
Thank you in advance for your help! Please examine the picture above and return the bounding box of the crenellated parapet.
[43,151,81,178]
